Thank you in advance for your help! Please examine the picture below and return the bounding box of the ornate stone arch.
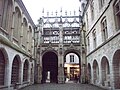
[11,54,21,84]
[22,17,28,48]
[101,56,110,86]
[93,60,99,84]
[0,48,9,85]
[13,6,22,43]
[112,49,120,89]
[64,49,81,62]
[23,59,30,82]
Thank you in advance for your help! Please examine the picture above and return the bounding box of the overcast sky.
[22,0,80,24]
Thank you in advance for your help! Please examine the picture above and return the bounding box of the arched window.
[2,0,13,31]
[113,0,120,30]
[13,7,21,43]
[101,17,108,42]
[11,56,20,84]
[0,0,4,26]
[0,49,5,85]
[27,26,32,52]
[23,60,29,82]
[22,18,28,48]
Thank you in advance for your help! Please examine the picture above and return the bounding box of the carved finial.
[65,10,67,15]
[60,7,62,16]
[42,8,44,14]
[55,10,58,16]
[42,8,44,17]
[70,11,71,16]
[74,10,76,15]
[47,11,49,16]
[51,11,53,16]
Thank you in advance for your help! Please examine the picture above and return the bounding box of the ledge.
[87,31,120,57]
[0,34,31,57]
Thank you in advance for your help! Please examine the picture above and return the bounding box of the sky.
[22,0,80,24]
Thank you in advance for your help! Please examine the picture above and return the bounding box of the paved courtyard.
[20,83,106,90]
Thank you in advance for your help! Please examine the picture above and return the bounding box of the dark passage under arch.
[42,51,58,83]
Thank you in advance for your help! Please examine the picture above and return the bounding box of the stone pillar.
[57,20,65,83]
[58,49,65,83]
[35,18,43,83]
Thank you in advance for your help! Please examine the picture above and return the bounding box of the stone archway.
[0,49,6,85]
[0,48,8,86]
[101,56,110,86]
[23,60,29,82]
[64,50,81,83]
[11,55,21,84]
[42,51,58,83]
[88,63,91,83]
[93,60,99,84]
[113,50,120,89]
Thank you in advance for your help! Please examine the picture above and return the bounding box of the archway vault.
[63,49,81,83]
[42,51,58,83]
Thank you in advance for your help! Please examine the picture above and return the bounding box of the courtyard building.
[0,0,36,89]
[0,0,120,90]
[35,9,86,84]
[80,0,120,89]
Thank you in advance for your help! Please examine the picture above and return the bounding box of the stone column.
[35,19,43,83]
[58,22,65,83]
[58,48,65,83]
[80,27,87,83]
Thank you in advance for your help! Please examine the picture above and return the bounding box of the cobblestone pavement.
[20,83,106,90]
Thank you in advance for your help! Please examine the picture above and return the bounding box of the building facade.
[0,0,36,89]
[80,0,120,89]
[36,10,87,84]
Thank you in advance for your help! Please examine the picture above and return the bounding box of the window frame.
[101,17,108,42]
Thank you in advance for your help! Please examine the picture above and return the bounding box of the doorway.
[42,51,58,83]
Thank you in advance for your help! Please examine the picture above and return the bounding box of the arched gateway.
[42,51,58,83]
[36,10,86,84]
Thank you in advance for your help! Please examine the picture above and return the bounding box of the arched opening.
[3,0,13,31]
[23,60,29,82]
[30,63,34,83]
[42,51,58,83]
[22,18,28,48]
[64,51,80,83]
[11,55,20,84]
[13,7,22,43]
[0,49,6,85]
[101,56,110,86]
[93,60,99,84]
[87,63,91,83]
[113,50,120,89]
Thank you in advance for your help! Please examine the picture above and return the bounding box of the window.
[101,18,108,42]
[87,36,90,52]
[90,0,94,20]
[70,55,74,62]
[114,0,120,30]
[22,18,28,48]
[13,7,21,42]
[99,0,105,9]
[92,29,96,48]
